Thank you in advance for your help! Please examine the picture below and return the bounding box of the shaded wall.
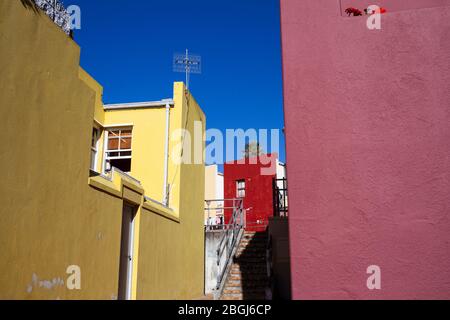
[281,0,450,299]
[268,217,291,300]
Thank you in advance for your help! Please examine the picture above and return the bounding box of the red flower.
[345,7,363,17]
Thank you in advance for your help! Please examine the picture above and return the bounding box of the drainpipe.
[163,102,171,205]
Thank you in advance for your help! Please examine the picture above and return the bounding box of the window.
[104,128,133,173]
[236,180,246,198]
[90,127,100,171]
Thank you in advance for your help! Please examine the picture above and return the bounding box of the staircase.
[220,231,269,300]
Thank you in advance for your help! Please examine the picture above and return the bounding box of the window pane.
[121,129,132,136]
[108,138,119,150]
[110,158,131,173]
[109,130,120,137]
[120,137,132,149]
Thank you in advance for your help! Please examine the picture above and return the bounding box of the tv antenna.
[173,49,202,91]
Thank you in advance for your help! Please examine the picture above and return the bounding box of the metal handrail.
[215,199,245,290]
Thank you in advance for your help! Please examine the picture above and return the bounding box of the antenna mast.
[173,50,202,91]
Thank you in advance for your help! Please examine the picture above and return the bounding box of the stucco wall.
[0,0,124,299]
[224,156,277,231]
[136,83,206,300]
[0,1,205,300]
[281,0,450,299]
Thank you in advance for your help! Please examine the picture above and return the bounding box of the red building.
[224,154,285,231]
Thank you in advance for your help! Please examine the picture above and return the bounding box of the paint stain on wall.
[26,273,65,294]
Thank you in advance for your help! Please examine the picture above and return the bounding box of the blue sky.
[70,0,285,166]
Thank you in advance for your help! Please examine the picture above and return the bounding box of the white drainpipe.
[163,102,171,205]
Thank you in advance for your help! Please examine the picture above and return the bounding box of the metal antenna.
[173,49,202,91]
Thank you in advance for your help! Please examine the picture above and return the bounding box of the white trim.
[103,127,134,173]
[102,129,108,174]
[107,156,132,160]
[126,215,135,301]
[163,103,171,205]
[93,127,101,172]
[104,99,174,111]
[103,123,134,129]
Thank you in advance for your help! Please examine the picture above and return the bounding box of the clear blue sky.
[71,0,285,166]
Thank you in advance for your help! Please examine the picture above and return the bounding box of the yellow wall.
[135,84,206,299]
[205,166,218,201]
[102,107,168,203]
[0,1,205,300]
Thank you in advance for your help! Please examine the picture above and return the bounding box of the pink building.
[281,0,450,299]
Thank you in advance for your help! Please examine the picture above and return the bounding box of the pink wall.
[280,0,450,299]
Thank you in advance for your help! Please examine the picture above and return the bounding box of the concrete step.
[225,280,269,289]
[223,288,243,295]
[228,274,269,282]
[223,289,266,296]
[230,270,267,276]
[234,257,267,263]
[231,263,267,269]
[231,266,267,272]
[242,234,268,241]
[237,244,267,251]
[236,245,267,251]
[242,233,268,239]
[220,293,266,301]
[235,253,266,259]
[239,240,267,248]
[220,231,270,301]
[235,249,266,255]
[232,262,267,268]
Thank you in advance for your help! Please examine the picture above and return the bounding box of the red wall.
[224,155,277,231]
[281,0,450,299]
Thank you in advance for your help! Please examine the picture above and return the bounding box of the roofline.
[104,99,174,110]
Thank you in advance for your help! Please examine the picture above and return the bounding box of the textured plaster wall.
[136,84,206,300]
[0,0,123,299]
[280,0,450,299]
[0,2,206,300]
[224,156,277,231]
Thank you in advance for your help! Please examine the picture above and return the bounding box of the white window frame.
[90,126,101,172]
[236,179,246,198]
[102,126,133,174]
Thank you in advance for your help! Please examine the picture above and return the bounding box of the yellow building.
[204,165,224,226]
[0,1,205,300]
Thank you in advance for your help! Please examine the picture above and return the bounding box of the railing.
[273,178,289,217]
[204,199,245,297]
[32,0,71,35]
